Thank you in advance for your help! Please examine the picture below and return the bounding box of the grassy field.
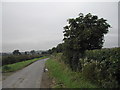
[2,56,47,73]
[46,57,98,88]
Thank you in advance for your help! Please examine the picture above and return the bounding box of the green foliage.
[82,61,97,82]
[2,54,43,66]
[3,66,11,71]
[46,55,97,88]
[79,47,120,88]
[13,50,21,55]
[63,13,110,71]
[48,43,64,54]
[30,50,36,55]
[47,47,120,88]
[85,47,120,61]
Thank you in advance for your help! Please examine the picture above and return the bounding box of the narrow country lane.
[2,58,49,88]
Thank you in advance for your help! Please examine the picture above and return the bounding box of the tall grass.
[46,57,97,88]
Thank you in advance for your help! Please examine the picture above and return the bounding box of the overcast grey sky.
[2,2,118,52]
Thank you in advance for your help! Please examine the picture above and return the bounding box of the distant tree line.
[47,43,64,54]
[2,49,46,66]
[12,50,42,55]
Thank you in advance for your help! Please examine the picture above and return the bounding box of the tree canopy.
[13,50,21,55]
[63,13,111,70]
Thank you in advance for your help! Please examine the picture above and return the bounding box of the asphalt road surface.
[2,58,49,88]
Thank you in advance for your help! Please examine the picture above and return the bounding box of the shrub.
[82,61,97,82]
[79,47,120,88]
[2,65,11,72]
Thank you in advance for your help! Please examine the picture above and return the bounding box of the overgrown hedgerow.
[46,54,97,88]
[79,47,120,88]
[2,54,43,66]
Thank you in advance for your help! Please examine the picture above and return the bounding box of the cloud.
[2,2,118,52]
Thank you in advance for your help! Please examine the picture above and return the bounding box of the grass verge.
[46,57,98,88]
[2,56,47,73]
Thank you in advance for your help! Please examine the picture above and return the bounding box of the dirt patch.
[40,71,53,88]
